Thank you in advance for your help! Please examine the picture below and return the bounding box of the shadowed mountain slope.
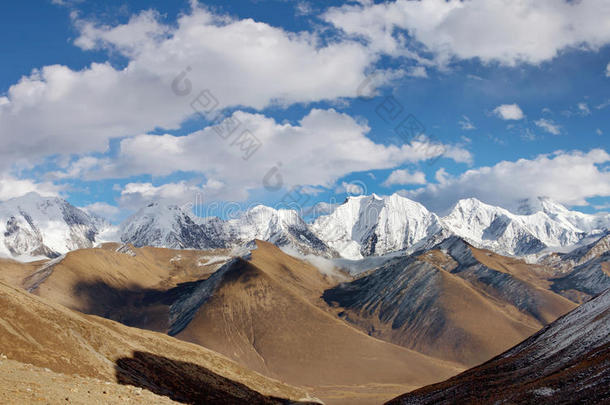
[387,288,610,405]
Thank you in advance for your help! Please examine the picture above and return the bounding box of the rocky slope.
[0,241,462,405]
[387,287,610,405]
[170,241,462,404]
[542,233,610,302]
[323,236,575,366]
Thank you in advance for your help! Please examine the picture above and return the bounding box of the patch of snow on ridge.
[531,387,556,397]
[197,255,232,267]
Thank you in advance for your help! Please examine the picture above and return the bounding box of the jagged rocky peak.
[226,204,334,257]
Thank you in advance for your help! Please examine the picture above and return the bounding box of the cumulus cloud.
[493,104,524,120]
[0,4,382,169]
[335,181,366,195]
[324,0,610,66]
[606,62,610,77]
[63,109,469,201]
[118,181,216,210]
[0,175,63,202]
[534,118,561,135]
[382,169,426,187]
[81,202,121,221]
[46,156,101,180]
[406,149,610,214]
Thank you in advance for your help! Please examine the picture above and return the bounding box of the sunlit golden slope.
[0,279,316,404]
[173,241,462,404]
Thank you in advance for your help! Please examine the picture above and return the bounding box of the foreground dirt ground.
[0,356,179,405]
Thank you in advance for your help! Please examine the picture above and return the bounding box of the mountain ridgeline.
[2,192,609,264]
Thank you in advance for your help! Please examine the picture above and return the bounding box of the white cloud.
[0,175,62,202]
[382,169,426,187]
[46,156,101,180]
[295,1,314,16]
[434,168,450,184]
[493,104,524,120]
[534,118,561,135]
[577,102,591,116]
[0,5,383,169]
[406,66,428,78]
[593,202,610,211]
[335,181,366,195]
[118,181,215,210]
[67,109,469,201]
[308,201,341,216]
[81,202,121,220]
[458,115,475,130]
[606,62,610,77]
[407,149,610,214]
[597,99,610,110]
[324,0,610,66]
[597,128,603,136]
[74,6,378,109]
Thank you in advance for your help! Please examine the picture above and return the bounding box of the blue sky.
[0,0,609,222]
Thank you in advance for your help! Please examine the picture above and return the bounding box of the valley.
[0,193,608,404]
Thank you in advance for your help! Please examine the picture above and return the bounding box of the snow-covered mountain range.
[310,194,609,259]
[0,192,113,260]
[1,192,609,262]
[120,202,334,257]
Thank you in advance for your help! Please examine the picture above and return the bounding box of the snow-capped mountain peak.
[120,202,334,256]
[0,192,111,260]
[120,202,218,250]
[441,197,608,256]
[311,193,442,260]
[6,192,608,262]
